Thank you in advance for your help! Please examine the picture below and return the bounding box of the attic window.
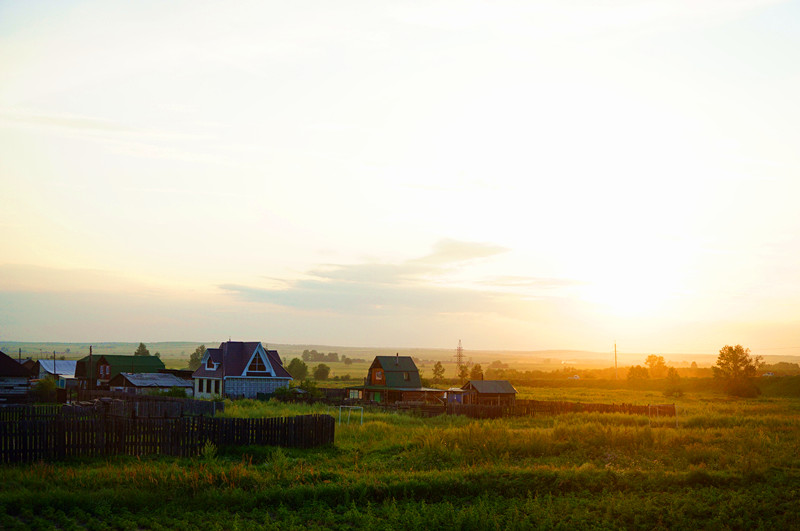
[375,370,383,380]
[206,358,214,369]
[248,355,267,373]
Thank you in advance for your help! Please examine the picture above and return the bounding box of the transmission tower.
[454,339,465,374]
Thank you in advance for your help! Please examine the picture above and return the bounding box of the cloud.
[0,109,133,133]
[219,239,563,318]
[413,238,508,265]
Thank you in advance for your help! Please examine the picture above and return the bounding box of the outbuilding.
[461,380,517,406]
[109,372,194,396]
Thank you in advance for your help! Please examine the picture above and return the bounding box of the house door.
[373,392,381,403]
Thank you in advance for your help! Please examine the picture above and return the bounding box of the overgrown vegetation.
[2,386,798,529]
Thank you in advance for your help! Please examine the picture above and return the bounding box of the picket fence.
[0,409,335,463]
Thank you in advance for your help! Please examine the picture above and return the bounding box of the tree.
[469,363,483,380]
[432,361,445,383]
[664,367,683,397]
[645,355,668,378]
[713,344,763,397]
[188,345,205,371]
[458,364,470,383]
[287,358,309,380]
[313,363,331,381]
[154,352,161,359]
[627,365,650,381]
[134,343,150,356]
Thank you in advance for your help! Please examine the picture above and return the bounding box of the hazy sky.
[2,0,799,354]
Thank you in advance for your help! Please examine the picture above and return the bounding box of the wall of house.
[225,377,289,399]
[194,377,222,399]
[0,376,30,398]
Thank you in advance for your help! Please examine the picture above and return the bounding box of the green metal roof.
[76,355,165,380]
[373,356,422,388]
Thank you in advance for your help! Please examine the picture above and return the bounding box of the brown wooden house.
[461,380,517,406]
[345,354,444,404]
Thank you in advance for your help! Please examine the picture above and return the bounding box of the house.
[461,380,517,406]
[37,360,78,389]
[18,358,39,378]
[0,350,31,401]
[75,355,166,389]
[109,372,194,396]
[192,341,292,399]
[345,354,445,404]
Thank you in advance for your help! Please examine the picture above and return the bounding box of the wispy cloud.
[219,239,572,317]
[0,109,133,133]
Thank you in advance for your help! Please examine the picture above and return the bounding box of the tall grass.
[2,388,798,529]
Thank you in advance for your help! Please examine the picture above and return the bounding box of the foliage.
[432,361,445,383]
[134,342,150,356]
[458,364,470,383]
[30,377,57,402]
[188,344,205,371]
[627,365,650,381]
[313,363,331,381]
[302,349,339,362]
[287,358,309,380]
[713,345,763,397]
[148,386,188,398]
[663,367,683,397]
[469,363,483,380]
[645,355,668,378]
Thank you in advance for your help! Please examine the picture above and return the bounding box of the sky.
[1,0,800,355]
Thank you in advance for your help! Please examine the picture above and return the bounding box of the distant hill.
[2,341,797,370]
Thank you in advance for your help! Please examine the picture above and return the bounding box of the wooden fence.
[77,390,223,417]
[437,400,677,419]
[0,412,335,463]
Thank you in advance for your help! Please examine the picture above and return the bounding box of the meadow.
[1,385,798,529]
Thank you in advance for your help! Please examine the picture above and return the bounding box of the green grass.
[2,387,799,529]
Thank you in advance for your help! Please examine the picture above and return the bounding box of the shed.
[109,372,194,396]
[461,380,517,406]
[0,350,31,401]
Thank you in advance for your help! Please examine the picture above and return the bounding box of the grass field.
[1,386,799,529]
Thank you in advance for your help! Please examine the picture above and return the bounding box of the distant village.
[0,341,518,407]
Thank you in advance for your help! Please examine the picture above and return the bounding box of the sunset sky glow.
[2,0,799,354]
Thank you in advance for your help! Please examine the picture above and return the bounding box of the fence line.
[76,390,223,417]
[0,412,335,463]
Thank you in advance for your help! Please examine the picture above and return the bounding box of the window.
[206,358,215,370]
[403,372,410,381]
[375,370,383,380]
[214,380,220,394]
[248,355,267,373]
[198,379,204,393]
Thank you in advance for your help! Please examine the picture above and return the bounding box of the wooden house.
[75,355,165,390]
[346,354,445,404]
[191,341,292,399]
[109,372,194,396]
[37,360,78,389]
[461,380,517,406]
[0,350,31,401]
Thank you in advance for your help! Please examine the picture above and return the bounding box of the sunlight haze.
[1,0,799,354]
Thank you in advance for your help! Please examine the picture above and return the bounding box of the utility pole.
[88,345,93,391]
